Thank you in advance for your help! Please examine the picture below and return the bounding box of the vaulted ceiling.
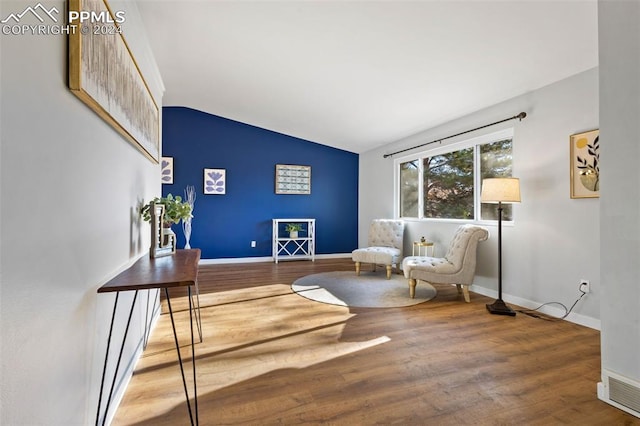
[137,0,598,153]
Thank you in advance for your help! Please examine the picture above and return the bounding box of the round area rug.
[291,270,437,308]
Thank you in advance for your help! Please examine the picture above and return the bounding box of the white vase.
[289,231,298,239]
[183,219,192,249]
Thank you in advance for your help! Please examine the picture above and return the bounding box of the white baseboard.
[199,256,272,265]
[198,253,353,265]
[470,284,601,330]
[315,253,352,259]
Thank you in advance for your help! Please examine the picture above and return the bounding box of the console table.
[272,218,315,263]
[96,249,201,426]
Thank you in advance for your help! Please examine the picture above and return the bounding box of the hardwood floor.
[112,258,640,425]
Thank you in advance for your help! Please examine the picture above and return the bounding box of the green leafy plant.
[285,223,304,232]
[140,194,193,226]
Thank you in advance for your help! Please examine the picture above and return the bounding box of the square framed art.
[275,164,311,194]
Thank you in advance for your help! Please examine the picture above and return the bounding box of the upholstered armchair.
[402,224,488,301]
[352,219,405,279]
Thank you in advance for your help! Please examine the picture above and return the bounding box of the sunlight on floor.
[112,284,391,424]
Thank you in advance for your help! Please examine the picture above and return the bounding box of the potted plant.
[140,194,193,229]
[285,223,304,239]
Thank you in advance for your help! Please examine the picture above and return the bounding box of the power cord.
[516,284,587,320]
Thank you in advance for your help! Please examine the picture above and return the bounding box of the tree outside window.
[423,147,474,219]
[480,139,513,220]
[397,133,513,221]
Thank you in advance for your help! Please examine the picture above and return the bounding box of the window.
[396,129,514,221]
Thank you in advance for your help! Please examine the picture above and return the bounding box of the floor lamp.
[481,178,521,316]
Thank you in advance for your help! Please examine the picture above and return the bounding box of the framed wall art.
[204,168,226,194]
[570,129,599,199]
[161,157,173,184]
[68,0,160,163]
[275,164,311,194]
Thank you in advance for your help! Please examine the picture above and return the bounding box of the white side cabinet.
[272,218,315,263]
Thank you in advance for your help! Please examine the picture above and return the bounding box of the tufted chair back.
[401,224,488,300]
[444,224,489,271]
[367,219,405,254]
[352,219,406,279]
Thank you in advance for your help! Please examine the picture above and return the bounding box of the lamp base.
[486,299,516,316]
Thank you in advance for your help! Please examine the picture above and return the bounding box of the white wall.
[0,1,163,424]
[598,0,640,406]
[360,68,600,326]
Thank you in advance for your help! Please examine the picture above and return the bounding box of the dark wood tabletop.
[98,249,201,293]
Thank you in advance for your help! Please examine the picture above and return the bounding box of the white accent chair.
[352,219,405,279]
[402,224,488,301]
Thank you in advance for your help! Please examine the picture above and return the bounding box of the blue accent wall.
[162,107,359,259]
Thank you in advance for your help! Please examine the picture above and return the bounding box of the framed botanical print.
[161,157,173,184]
[570,129,599,199]
[204,168,226,194]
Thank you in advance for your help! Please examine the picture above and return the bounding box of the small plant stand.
[272,218,315,263]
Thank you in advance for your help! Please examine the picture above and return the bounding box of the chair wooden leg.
[462,285,471,303]
[456,284,462,294]
[409,278,417,298]
[355,262,361,276]
[386,265,392,279]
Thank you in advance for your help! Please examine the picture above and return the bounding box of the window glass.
[423,147,474,219]
[480,139,513,220]
[400,160,419,217]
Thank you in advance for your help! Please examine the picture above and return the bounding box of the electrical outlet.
[580,279,590,293]
[251,240,256,248]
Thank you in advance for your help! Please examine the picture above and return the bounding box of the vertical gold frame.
[68,0,160,163]
[570,129,600,199]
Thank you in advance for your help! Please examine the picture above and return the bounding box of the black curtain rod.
[383,112,527,158]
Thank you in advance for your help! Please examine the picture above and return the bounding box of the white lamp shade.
[481,178,521,203]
